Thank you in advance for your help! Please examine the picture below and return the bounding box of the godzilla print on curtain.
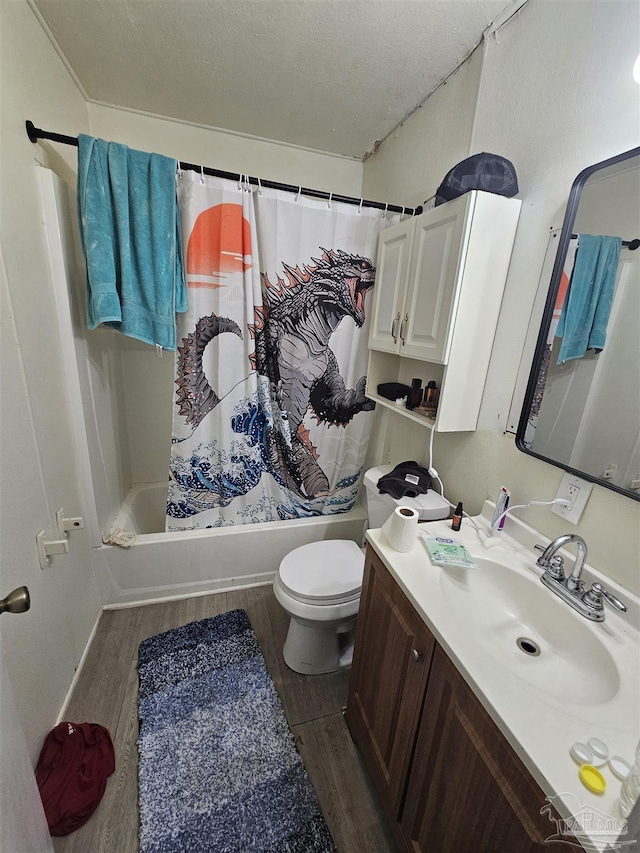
[167,173,397,529]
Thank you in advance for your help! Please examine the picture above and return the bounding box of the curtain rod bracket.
[26,120,39,143]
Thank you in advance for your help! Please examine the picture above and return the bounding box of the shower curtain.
[166,172,397,529]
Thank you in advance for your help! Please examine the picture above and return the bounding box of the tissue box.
[377,382,412,401]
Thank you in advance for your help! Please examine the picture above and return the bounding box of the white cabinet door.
[401,194,472,362]
[369,217,414,354]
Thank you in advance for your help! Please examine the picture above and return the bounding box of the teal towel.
[556,234,621,363]
[77,135,187,350]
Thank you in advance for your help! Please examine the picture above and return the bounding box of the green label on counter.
[420,535,477,568]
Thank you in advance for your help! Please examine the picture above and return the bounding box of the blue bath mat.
[137,609,336,853]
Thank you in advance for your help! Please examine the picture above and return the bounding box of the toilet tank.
[363,465,450,529]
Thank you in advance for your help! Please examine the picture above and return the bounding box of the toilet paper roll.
[381,506,419,552]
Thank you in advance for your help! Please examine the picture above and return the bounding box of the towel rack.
[570,233,639,250]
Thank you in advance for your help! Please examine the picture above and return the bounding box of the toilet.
[273,465,450,674]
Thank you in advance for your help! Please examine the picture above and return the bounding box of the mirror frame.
[516,145,640,502]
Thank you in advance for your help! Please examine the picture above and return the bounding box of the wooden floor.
[53,585,398,853]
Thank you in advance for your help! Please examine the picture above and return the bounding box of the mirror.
[517,147,640,501]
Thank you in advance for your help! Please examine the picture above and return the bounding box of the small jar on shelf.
[420,381,440,414]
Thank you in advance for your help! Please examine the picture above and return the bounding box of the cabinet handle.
[400,313,408,345]
[411,648,422,662]
[391,312,400,343]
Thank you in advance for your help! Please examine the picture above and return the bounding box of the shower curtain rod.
[25,120,421,216]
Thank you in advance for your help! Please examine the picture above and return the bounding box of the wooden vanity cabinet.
[345,546,435,815]
[401,645,561,852]
[347,548,576,853]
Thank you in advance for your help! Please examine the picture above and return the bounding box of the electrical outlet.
[552,473,593,524]
[565,483,581,509]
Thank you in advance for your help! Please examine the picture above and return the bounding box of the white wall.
[88,104,364,195]
[0,0,101,764]
[363,0,640,594]
[362,45,483,208]
[86,104,365,490]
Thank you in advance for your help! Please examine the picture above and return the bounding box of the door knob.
[411,648,422,662]
[0,586,30,615]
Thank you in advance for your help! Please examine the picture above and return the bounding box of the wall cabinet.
[346,548,576,853]
[366,191,521,431]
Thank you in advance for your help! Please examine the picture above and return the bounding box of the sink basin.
[439,558,620,705]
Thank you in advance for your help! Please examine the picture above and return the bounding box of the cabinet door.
[400,646,565,853]
[401,194,472,362]
[346,549,435,815]
[369,218,414,354]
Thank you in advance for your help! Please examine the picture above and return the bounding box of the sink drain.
[516,637,541,656]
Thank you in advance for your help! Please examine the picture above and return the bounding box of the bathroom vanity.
[346,506,638,853]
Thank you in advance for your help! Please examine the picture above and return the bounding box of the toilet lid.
[279,540,364,605]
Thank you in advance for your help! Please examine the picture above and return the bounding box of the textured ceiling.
[31,0,515,159]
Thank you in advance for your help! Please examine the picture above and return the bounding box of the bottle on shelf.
[420,381,440,413]
[406,378,423,410]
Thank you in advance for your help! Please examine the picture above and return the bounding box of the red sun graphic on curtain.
[186,203,252,288]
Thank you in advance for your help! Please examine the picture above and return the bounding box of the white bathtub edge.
[101,571,277,609]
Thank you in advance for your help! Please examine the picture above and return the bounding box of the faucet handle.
[583,582,627,614]
[547,555,565,581]
[534,544,565,580]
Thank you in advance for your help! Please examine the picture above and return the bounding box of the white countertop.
[366,502,639,852]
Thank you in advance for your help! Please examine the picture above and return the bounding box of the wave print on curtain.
[167,173,398,529]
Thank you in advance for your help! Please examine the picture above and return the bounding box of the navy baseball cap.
[435,153,519,206]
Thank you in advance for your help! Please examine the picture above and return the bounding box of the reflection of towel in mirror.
[555,234,622,363]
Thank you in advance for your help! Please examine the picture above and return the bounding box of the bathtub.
[94,482,369,607]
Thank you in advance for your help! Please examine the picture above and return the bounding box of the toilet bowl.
[273,465,450,675]
[273,539,364,675]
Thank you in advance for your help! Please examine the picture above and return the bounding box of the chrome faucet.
[536,533,588,591]
[534,534,626,622]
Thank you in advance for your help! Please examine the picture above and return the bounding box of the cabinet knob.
[411,648,422,662]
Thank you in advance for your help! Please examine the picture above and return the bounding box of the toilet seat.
[278,540,364,606]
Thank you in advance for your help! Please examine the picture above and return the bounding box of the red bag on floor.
[35,721,115,836]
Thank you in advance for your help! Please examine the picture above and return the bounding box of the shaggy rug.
[137,609,336,853]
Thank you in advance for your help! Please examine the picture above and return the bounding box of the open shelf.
[366,390,437,429]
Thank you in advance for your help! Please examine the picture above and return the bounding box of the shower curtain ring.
[177,162,183,180]
[238,173,243,191]
[257,177,263,196]
[295,186,301,202]
[327,192,333,209]
[358,198,363,214]
[200,165,205,185]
